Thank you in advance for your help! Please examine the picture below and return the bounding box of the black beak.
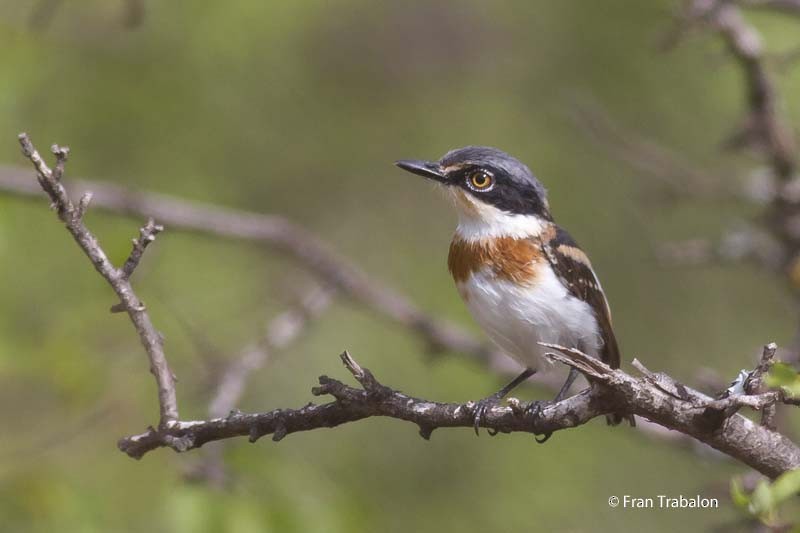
[394,159,447,183]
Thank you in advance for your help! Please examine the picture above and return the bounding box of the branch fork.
[18,133,177,427]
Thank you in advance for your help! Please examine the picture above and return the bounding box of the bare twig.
[75,192,93,220]
[118,348,800,480]
[745,342,780,428]
[121,218,164,280]
[704,391,783,411]
[17,134,178,427]
[634,347,790,416]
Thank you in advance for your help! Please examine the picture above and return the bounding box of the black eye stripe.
[448,165,552,219]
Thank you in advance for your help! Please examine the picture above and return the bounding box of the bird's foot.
[524,400,553,444]
[471,396,504,436]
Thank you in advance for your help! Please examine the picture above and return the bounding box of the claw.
[473,405,482,435]
[469,368,537,436]
[525,400,547,418]
[526,400,552,444]
[471,398,500,436]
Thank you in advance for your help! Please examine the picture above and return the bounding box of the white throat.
[447,188,546,242]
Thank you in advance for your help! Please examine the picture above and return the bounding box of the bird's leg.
[473,367,536,436]
[529,367,581,444]
[554,367,580,403]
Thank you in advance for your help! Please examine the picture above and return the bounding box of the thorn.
[418,425,434,440]
[272,421,288,442]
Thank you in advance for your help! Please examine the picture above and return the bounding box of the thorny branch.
[118,345,800,480]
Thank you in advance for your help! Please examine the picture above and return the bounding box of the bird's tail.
[602,333,635,427]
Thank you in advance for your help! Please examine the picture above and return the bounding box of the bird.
[395,146,632,438]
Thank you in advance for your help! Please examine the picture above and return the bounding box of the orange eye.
[467,170,494,191]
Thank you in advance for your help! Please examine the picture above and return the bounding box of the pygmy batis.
[395,146,632,439]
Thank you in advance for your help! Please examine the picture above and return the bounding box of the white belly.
[457,268,602,369]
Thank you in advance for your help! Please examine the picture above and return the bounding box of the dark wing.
[539,225,620,369]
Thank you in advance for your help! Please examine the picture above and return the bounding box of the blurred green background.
[1,1,798,531]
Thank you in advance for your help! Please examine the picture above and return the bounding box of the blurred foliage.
[1,0,800,531]
[731,469,800,530]
[767,362,800,398]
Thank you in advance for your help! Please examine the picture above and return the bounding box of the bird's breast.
[447,235,545,286]
[448,234,601,368]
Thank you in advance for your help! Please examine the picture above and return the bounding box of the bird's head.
[395,146,551,240]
